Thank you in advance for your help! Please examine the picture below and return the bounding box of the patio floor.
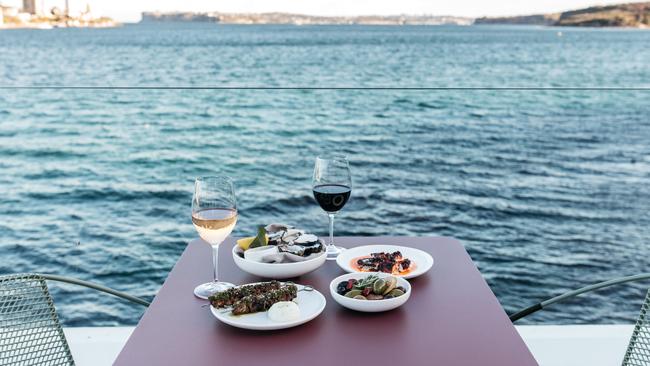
[63,324,634,366]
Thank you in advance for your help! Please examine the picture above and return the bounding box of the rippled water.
[0,24,649,326]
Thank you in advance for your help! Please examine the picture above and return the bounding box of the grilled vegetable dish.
[335,275,406,300]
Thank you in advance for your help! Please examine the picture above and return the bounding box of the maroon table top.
[115,236,537,366]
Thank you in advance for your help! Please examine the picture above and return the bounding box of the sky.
[3,0,633,22]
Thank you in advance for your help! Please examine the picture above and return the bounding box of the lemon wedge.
[237,236,256,251]
[237,233,268,251]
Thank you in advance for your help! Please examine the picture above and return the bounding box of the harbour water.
[0,23,649,326]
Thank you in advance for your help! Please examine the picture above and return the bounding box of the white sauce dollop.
[267,301,301,322]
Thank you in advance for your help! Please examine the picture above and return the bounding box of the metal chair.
[622,290,650,365]
[0,273,149,366]
[509,273,650,366]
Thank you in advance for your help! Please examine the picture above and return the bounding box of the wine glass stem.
[328,213,335,246]
[212,244,219,282]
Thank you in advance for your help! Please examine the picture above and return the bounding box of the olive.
[372,279,387,295]
[336,286,347,295]
[388,289,405,297]
[344,290,362,298]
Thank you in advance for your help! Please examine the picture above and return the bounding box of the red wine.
[313,184,351,213]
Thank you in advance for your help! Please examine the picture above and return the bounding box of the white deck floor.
[517,325,633,366]
[64,325,634,365]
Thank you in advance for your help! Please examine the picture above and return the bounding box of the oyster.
[265,224,306,246]
[265,223,292,233]
[280,234,322,255]
[265,223,293,245]
[294,234,319,245]
[267,224,324,260]
[243,224,324,263]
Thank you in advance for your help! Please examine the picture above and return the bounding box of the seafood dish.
[334,275,406,300]
[236,224,325,264]
[353,251,414,275]
[209,281,298,316]
[337,245,433,280]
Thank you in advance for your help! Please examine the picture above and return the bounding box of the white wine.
[190,176,238,299]
[192,208,238,245]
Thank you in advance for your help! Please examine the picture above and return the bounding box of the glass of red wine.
[312,154,352,260]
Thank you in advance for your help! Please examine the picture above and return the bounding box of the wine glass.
[191,176,237,299]
[312,154,352,260]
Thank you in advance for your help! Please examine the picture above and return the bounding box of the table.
[115,237,537,365]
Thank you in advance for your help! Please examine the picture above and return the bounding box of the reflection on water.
[0,24,649,325]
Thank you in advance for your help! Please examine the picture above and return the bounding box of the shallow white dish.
[335,244,433,279]
[329,273,411,312]
[232,244,327,279]
[211,283,326,330]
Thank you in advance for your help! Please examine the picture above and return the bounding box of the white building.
[1,4,20,17]
[28,0,91,17]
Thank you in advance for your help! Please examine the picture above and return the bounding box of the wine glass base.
[193,281,235,299]
[326,245,345,260]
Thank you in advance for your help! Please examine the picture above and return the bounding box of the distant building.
[1,5,20,17]
[22,0,43,15]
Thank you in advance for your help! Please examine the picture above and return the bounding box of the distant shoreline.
[140,11,473,26]
[141,2,650,28]
[0,22,119,30]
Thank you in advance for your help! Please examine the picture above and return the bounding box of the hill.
[475,2,650,27]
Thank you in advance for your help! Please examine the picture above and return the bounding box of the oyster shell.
[244,246,284,263]
[282,229,304,243]
[244,224,324,263]
[265,223,293,233]
[265,223,292,245]
[279,233,324,261]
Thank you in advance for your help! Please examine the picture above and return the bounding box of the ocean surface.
[0,23,649,326]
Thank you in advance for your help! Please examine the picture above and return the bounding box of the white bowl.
[329,272,411,312]
[232,244,327,279]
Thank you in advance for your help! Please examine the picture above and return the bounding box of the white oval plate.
[336,245,434,279]
[330,272,411,312]
[210,283,326,330]
[232,245,327,279]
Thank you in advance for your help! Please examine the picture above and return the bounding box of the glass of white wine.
[191,176,237,299]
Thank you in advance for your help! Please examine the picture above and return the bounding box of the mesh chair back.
[0,274,74,366]
[623,289,650,365]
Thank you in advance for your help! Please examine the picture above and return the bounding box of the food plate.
[329,273,411,312]
[210,283,326,330]
[335,245,433,279]
[233,244,327,279]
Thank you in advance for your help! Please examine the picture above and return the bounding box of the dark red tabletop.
[115,236,537,366]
